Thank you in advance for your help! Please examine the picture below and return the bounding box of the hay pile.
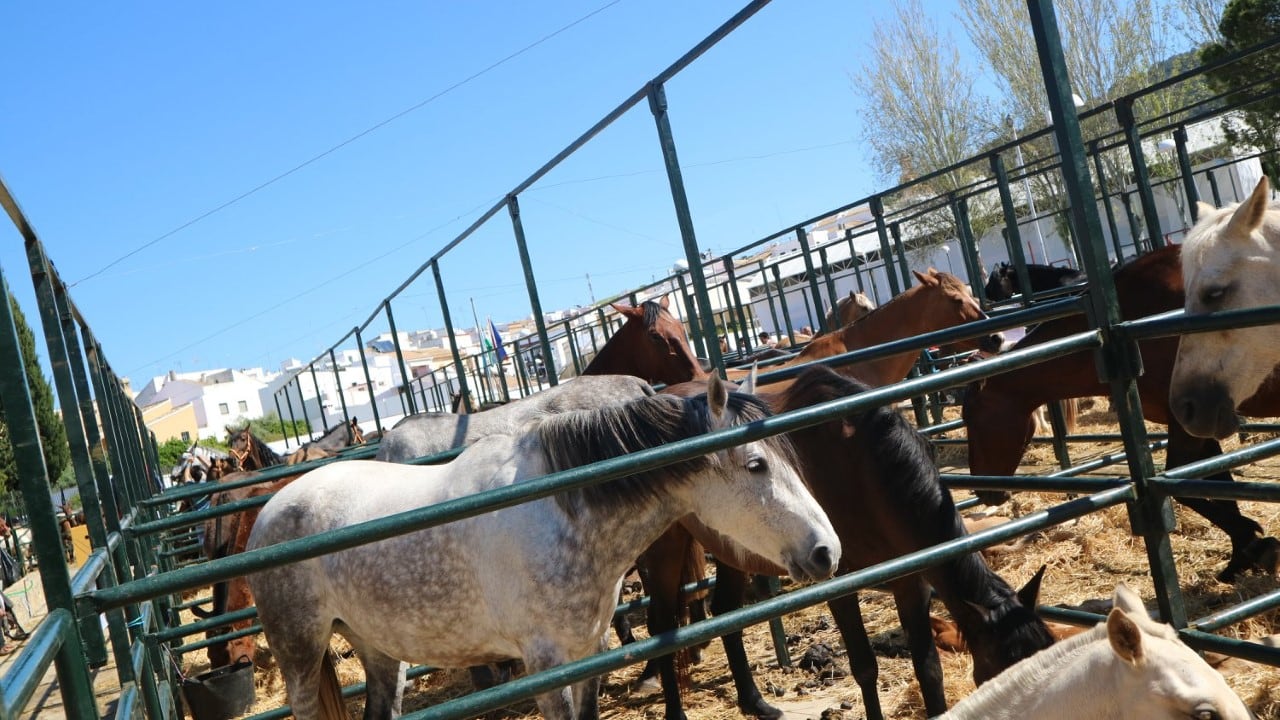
[182,403,1280,719]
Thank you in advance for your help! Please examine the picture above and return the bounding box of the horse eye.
[1192,707,1221,720]
[746,457,767,472]
[1201,285,1230,306]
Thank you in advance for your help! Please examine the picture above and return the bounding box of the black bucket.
[181,659,255,720]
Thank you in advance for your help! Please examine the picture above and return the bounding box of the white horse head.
[937,583,1254,719]
[1171,176,1280,438]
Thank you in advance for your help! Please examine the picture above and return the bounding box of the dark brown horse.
[963,243,1279,582]
[582,295,707,386]
[650,368,1052,720]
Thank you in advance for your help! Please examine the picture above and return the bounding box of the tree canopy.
[1200,0,1280,185]
[0,294,71,492]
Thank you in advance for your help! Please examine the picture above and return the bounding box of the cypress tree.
[0,293,71,490]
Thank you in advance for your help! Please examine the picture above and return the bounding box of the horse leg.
[1166,422,1266,582]
[826,590,883,720]
[348,640,406,720]
[263,626,338,720]
[711,565,782,720]
[523,640,576,720]
[891,579,946,717]
[571,635,608,720]
[635,541,692,719]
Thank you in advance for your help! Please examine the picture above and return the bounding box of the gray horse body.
[375,375,654,463]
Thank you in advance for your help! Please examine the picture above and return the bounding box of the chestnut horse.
[582,296,707,386]
[963,244,1280,582]
[650,368,1053,720]
[730,270,1003,391]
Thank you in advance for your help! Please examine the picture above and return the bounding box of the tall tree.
[1174,0,1229,46]
[0,294,71,491]
[853,0,999,254]
[1200,0,1280,186]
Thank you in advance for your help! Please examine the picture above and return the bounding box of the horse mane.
[641,299,663,328]
[781,366,1027,612]
[538,391,796,517]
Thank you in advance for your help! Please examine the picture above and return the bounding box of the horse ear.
[658,295,670,309]
[740,363,758,395]
[1016,564,1046,608]
[611,302,640,317]
[1106,607,1145,665]
[707,374,729,420]
[912,270,930,285]
[964,600,995,624]
[1195,201,1217,219]
[1112,582,1146,616]
[1225,176,1270,239]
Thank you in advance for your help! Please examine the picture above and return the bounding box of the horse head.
[1171,176,1280,439]
[983,262,1017,302]
[912,269,1003,354]
[960,565,1055,686]
[604,296,706,386]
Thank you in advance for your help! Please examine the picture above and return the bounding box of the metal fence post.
[1115,98,1165,249]
[433,261,473,414]
[1173,126,1200,223]
[870,197,902,298]
[507,195,559,386]
[354,327,383,436]
[309,364,330,432]
[385,300,418,415]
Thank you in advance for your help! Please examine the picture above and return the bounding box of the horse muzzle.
[1170,377,1241,440]
[790,540,840,582]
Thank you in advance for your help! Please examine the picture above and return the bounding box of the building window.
[180,431,190,443]
[238,400,248,412]
[219,403,229,415]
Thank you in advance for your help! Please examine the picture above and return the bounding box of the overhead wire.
[70,0,627,288]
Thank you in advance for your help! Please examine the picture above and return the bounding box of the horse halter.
[229,431,254,471]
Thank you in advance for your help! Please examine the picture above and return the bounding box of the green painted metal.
[869,197,901,298]
[888,221,912,291]
[1173,126,1200,222]
[1207,166,1223,205]
[770,265,796,343]
[721,257,752,351]
[0,263,99,718]
[1028,0,1184,626]
[1089,141,1126,260]
[990,153,1036,304]
[649,82,724,373]
[284,377,303,446]
[508,195,559,386]
[385,300,418,415]
[794,228,828,335]
[354,327,384,436]
[328,347,352,428]
[1115,99,1165,249]
[309,364,329,432]
[433,260,474,414]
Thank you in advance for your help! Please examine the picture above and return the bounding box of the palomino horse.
[731,269,1003,391]
[246,376,840,720]
[1172,177,1280,439]
[963,244,1280,582]
[581,296,706,386]
[652,367,1052,720]
[983,261,1086,303]
[822,290,877,333]
[936,584,1253,719]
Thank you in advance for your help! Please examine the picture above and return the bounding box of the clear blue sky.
[2,0,967,386]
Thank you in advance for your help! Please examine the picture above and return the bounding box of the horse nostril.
[809,545,836,577]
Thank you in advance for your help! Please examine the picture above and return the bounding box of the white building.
[133,368,276,440]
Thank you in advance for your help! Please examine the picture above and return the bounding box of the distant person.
[759,331,778,349]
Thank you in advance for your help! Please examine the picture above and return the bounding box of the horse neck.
[582,325,640,376]
[941,625,1115,719]
[832,289,933,385]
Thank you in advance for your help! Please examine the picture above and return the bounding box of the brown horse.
[648,368,1053,720]
[822,290,877,333]
[582,295,707,386]
[963,244,1280,582]
[225,425,285,472]
[730,270,1003,391]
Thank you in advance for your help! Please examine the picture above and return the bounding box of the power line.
[71,0,626,288]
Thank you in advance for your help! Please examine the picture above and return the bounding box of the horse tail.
[318,649,347,720]
[675,538,708,691]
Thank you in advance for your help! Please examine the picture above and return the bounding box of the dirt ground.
[181,399,1280,720]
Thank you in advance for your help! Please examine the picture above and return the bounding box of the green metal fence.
[3,0,1280,718]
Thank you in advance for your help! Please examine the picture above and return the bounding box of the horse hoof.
[739,698,784,720]
[632,676,661,695]
[1245,536,1280,576]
